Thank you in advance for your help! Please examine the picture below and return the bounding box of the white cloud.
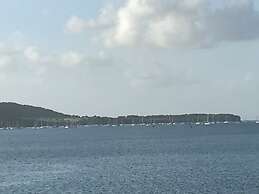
[66,0,259,48]
[0,55,12,69]
[65,16,88,33]
[24,46,41,63]
[0,40,117,89]
[0,42,79,76]
[65,6,115,33]
[0,43,20,73]
[60,51,84,67]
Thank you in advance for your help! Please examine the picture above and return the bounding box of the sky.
[0,0,259,119]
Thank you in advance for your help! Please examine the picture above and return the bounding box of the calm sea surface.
[0,123,259,193]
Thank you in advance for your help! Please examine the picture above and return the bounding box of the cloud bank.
[66,0,259,48]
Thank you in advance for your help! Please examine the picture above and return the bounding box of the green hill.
[0,102,69,120]
[0,102,75,128]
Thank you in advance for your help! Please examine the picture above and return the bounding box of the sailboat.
[141,116,144,125]
[195,115,201,125]
[211,114,216,125]
[256,117,259,124]
[204,114,210,125]
[169,115,175,126]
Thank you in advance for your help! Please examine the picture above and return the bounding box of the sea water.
[0,123,259,193]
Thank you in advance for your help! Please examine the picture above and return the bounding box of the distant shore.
[0,102,241,128]
[78,114,241,127]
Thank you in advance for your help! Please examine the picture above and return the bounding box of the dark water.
[0,123,259,193]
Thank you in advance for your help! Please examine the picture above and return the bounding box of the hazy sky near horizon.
[0,0,259,119]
